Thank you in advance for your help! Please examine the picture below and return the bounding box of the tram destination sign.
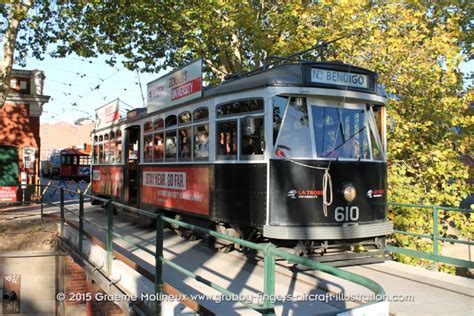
[310,68,369,89]
[147,59,203,113]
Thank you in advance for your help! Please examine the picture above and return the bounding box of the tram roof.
[203,61,384,98]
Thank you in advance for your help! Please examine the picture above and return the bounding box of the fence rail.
[386,202,474,269]
[2,184,388,315]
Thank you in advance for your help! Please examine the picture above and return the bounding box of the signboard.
[310,68,369,89]
[0,186,17,202]
[22,147,35,172]
[95,99,120,129]
[141,166,209,215]
[147,59,203,113]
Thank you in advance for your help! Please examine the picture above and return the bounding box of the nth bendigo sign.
[147,59,203,113]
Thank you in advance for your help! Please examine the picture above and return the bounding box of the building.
[0,69,50,202]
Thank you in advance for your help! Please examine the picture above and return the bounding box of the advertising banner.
[95,99,120,130]
[141,166,209,215]
[92,166,123,198]
[147,59,203,113]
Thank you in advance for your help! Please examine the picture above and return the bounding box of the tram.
[91,59,392,264]
[58,146,91,180]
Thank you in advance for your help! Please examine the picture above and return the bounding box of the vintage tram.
[59,146,91,180]
[91,60,392,263]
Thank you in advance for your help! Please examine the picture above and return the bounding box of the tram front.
[266,63,392,258]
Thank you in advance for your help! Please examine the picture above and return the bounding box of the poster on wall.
[0,186,17,202]
[22,147,35,172]
[141,166,210,215]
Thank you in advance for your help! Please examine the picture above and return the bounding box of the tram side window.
[93,145,99,163]
[116,140,122,163]
[216,121,237,159]
[99,144,104,163]
[165,130,177,161]
[193,125,209,159]
[144,134,153,162]
[104,143,110,162]
[274,97,312,158]
[273,96,288,145]
[241,117,264,159]
[178,127,191,160]
[154,132,164,162]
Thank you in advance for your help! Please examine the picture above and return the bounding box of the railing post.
[78,193,84,253]
[60,188,65,236]
[40,192,44,226]
[263,243,276,316]
[106,201,113,274]
[432,206,439,270]
[155,214,164,316]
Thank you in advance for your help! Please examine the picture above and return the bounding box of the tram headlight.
[343,184,357,202]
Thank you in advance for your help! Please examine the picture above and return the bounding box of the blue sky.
[18,55,473,124]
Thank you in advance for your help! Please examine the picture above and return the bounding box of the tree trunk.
[0,1,32,108]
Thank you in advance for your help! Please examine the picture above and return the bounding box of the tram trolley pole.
[155,213,164,316]
[106,200,114,274]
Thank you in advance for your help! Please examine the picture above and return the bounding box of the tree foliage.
[1,0,472,269]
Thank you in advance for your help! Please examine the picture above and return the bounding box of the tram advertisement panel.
[141,166,209,216]
[92,166,123,198]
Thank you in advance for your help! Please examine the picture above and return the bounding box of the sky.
[18,54,473,125]
[18,53,163,124]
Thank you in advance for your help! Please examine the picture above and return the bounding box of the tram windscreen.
[312,106,370,159]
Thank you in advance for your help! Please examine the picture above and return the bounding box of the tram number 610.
[334,206,359,222]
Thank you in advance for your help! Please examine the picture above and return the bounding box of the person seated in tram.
[195,131,209,158]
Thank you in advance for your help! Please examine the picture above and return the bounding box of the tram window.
[154,132,164,162]
[110,131,115,139]
[216,121,237,159]
[99,135,103,142]
[178,111,192,125]
[274,97,312,158]
[273,96,288,145]
[79,156,90,165]
[178,127,192,160]
[116,140,122,163]
[311,106,370,159]
[104,143,110,162]
[368,107,384,160]
[165,115,177,128]
[104,134,109,141]
[241,117,264,159]
[94,136,98,142]
[116,129,122,138]
[154,118,164,130]
[193,107,208,122]
[217,99,263,117]
[193,125,209,159]
[108,142,116,162]
[144,134,153,162]
[165,130,177,160]
[144,121,153,133]
[93,145,99,163]
[99,144,104,163]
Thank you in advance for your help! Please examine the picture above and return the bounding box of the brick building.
[0,69,50,201]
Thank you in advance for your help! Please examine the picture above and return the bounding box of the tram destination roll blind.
[311,68,368,89]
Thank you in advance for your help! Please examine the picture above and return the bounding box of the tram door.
[124,126,140,206]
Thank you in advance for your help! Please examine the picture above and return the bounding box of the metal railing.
[386,202,474,269]
[2,184,388,315]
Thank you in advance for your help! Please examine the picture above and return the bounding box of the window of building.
[178,127,192,160]
[144,134,153,162]
[241,117,264,159]
[216,121,237,159]
[178,111,192,125]
[193,125,209,159]
[154,132,164,162]
[165,130,177,160]
[193,107,208,122]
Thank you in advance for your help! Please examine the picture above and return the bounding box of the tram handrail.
[4,184,387,315]
[386,201,474,269]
